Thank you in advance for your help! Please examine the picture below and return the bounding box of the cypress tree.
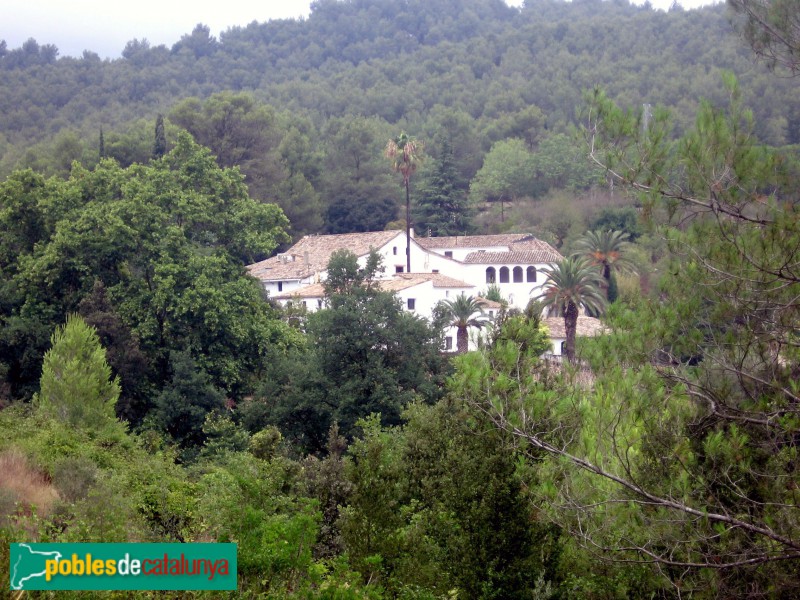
[415,137,472,237]
[153,113,166,159]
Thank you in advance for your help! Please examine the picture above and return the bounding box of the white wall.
[395,281,474,320]
[264,278,312,297]
[459,263,550,310]
[365,232,408,275]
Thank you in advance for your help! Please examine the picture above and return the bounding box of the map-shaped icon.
[10,543,62,590]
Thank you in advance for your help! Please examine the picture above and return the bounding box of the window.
[445,336,453,351]
[489,310,495,318]
[396,265,404,273]
[317,299,323,309]
[277,281,283,292]
[499,266,510,283]
[513,266,523,282]
[560,341,567,355]
[302,300,307,308]
[393,246,398,255]
[445,251,453,258]
[432,269,439,273]
[486,267,496,283]
[527,266,537,282]
[407,298,416,310]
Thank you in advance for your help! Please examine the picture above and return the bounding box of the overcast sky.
[3,0,720,59]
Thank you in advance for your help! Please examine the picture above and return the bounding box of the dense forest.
[2,0,800,597]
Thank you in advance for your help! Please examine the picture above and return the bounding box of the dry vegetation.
[0,449,59,521]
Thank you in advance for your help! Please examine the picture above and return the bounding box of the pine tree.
[35,314,121,431]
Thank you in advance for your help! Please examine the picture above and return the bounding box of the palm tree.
[537,257,606,362]
[572,229,636,299]
[440,294,489,354]
[385,132,423,272]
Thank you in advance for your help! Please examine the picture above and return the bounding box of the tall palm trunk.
[405,180,411,272]
[602,262,612,299]
[456,325,469,354]
[563,300,579,362]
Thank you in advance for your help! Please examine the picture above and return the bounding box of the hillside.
[1,0,797,170]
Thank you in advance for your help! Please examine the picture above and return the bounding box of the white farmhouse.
[246,229,587,352]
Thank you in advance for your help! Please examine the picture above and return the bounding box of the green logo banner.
[9,543,237,591]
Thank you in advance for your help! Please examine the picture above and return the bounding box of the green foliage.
[470,138,535,220]
[340,399,561,599]
[413,137,473,236]
[449,332,669,597]
[0,133,294,414]
[482,284,504,303]
[200,412,251,458]
[34,314,121,433]
[250,425,284,461]
[531,133,602,192]
[151,351,226,456]
[606,271,619,304]
[195,451,320,593]
[170,92,326,239]
[152,113,166,159]
[77,279,151,424]
[0,404,196,545]
[458,76,800,594]
[490,310,552,359]
[263,251,448,452]
[321,115,399,234]
[589,206,643,241]
[729,0,800,73]
[0,403,383,598]
[1,0,800,183]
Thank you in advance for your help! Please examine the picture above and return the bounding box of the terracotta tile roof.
[417,234,563,264]
[542,316,608,339]
[475,297,503,310]
[416,233,535,249]
[508,238,563,255]
[463,249,563,264]
[382,273,474,291]
[273,272,473,300]
[272,283,327,300]
[400,273,474,287]
[247,230,403,282]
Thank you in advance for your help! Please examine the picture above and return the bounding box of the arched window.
[513,266,523,283]
[527,266,537,282]
[499,266,510,283]
[486,267,496,283]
